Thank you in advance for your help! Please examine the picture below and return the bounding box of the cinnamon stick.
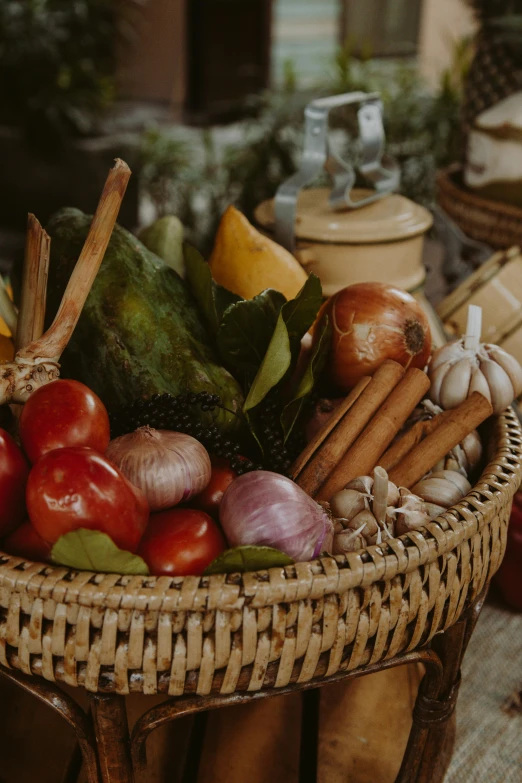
[295,360,405,496]
[388,392,493,488]
[379,409,453,472]
[16,214,50,351]
[290,376,371,480]
[316,367,430,500]
[372,466,388,525]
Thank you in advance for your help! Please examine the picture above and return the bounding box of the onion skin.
[106,427,211,512]
[219,471,333,561]
[318,282,432,390]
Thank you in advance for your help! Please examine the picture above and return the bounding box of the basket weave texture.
[1,410,521,697]
[437,165,522,250]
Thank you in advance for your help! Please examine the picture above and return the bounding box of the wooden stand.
[0,588,487,783]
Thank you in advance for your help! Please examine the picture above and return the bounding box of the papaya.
[45,208,244,433]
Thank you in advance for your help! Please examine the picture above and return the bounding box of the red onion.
[319,282,431,390]
[106,427,211,512]
[219,471,333,561]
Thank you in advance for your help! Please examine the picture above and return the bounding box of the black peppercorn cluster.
[109,392,260,475]
[253,396,306,475]
[109,391,308,476]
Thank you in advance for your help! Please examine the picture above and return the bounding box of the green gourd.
[45,208,243,433]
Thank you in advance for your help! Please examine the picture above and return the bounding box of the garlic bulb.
[412,470,471,509]
[410,400,483,476]
[331,467,430,554]
[429,305,522,415]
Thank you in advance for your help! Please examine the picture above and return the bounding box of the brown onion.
[106,427,211,511]
[318,282,432,390]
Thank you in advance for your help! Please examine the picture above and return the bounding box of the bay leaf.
[51,529,150,575]
[281,315,332,441]
[242,274,323,413]
[217,288,286,384]
[204,545,293,575]
[184,243,241,334]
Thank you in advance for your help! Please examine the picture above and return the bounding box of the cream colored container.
[255,187,433,297]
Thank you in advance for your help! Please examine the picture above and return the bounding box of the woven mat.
[445,601,522,783]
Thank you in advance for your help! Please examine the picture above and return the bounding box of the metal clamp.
[274,91,400,252]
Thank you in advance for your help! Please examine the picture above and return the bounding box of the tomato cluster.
[1,380,233,576]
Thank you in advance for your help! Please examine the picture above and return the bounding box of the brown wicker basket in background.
[437,165,522,250]
[0,408,521,698]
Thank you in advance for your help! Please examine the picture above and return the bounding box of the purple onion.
[219,471,333,561]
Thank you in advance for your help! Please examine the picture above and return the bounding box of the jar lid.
[255,187,433,244]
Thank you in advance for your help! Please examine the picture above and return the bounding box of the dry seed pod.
[412,469,471,509]
[429,305,522,415]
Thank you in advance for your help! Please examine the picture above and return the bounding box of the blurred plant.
[0,0,138,145]
[139,36,469,248]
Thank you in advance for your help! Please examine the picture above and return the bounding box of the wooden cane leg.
[414,589,488,782]
[91,694,135,783]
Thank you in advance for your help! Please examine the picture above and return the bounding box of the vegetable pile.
[2,159,522,581]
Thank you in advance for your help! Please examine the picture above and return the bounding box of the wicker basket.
[437,165,522,250]
[1,409,521,698]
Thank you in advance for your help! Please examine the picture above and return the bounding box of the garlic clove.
[349,509,378,538]
[330,489,366,521]
[469,365,492,403]
[479,358,514,414]
[486,345,522,398]
[430,342,466,372]
[423,502,447,518]
[429,361,454,405]
[430,469,472,496]
[344,476,374,494]
[332,529,366,554]
[411,476,464,508]
[461,430,482,471]
[439,358,472,410]
[386,482,400,507]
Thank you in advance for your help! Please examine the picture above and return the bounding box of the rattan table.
[1,408,521,783]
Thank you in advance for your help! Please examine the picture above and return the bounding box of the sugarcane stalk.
[16,214,50,351]
[0,158,131,406]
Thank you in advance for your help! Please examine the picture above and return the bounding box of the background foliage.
[140,38,473,255]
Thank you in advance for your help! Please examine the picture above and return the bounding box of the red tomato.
[191,457,237,517]
[20,379,110,464]
[138,508,226,576]
[27,447,149,552]
[0,428,30,537]
[3,522,51,563]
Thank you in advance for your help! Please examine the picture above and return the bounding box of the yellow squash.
[209,205,308,300]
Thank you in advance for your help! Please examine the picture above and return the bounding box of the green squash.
[45,208,243,433]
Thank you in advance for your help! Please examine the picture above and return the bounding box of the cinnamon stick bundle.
[388,392,493,488]
[294,360,405,496]
[316,367,430,501]
[379,409,453,472]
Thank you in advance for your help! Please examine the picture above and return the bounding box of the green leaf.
[281,315,332,441]
[204,545,293,575]
[242,274,323,414]
[217,289,287,383]
[184,243,241,334]
[281,273,323,350]
[243,312,291,412]
[51,529,150,576]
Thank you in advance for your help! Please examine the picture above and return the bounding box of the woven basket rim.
[1,408,521,613]
[437,164,522,221]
